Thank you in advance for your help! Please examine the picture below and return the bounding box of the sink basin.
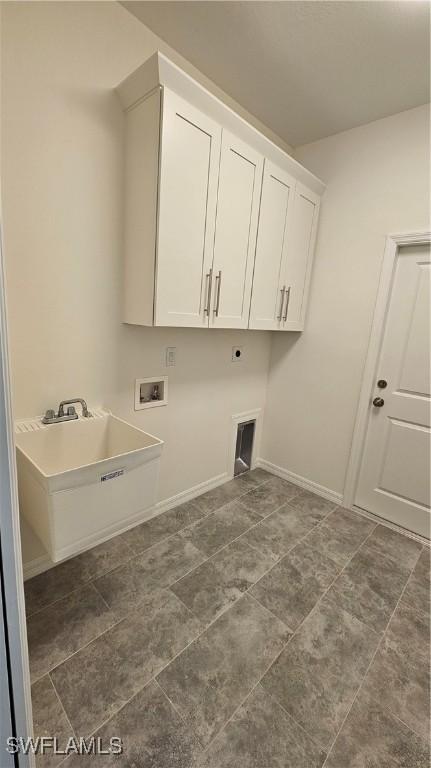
[16,411,163,562]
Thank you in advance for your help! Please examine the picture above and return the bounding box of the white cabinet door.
[283,182,320,331]
[155,89,221,327]
[210,131,263,329]
[248,161,296,330]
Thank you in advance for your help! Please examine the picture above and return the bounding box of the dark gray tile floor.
[25,470,430,767]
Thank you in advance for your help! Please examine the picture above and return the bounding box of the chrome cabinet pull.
[277,286,286,320]
[214,270,222,316]
[283,286,291,321]
[204,268,213,316]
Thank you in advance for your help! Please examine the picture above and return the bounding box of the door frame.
[0,213,35,764]
[343,230,431,518]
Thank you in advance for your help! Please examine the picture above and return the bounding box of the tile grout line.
[24,475,273,618]
[25,548,138,620]
[226,521,382,756]
[245,589,296,633]
[44,497,419,758]
[48,671,77,741]
[28,477,294,684]
[195,628,296,759]
[30,611,127,688]
[83,512,396,753]
[179,520,382,759]
[28,480,371,735]
[35,491,341,716]
[242,505,345,598]
[81,589,272,740]
[28,489,361,697]
[366,689,431,745]
[152,679,206,750]
[320,545,425,767]
[166,493,305,592]
[25,474,324,620]
[80,559,302,745]
[28,474,425,760]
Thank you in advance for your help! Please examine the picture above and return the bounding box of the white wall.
[262,104,430,497]
[3,1,429,521]
[1,1,273,506]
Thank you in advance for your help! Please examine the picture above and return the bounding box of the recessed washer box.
[15,411,163,562]
[135,376,168,410]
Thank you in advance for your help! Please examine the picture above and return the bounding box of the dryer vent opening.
[234,420,255,477]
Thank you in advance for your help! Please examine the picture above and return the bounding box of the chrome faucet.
[42,398,92,424]
[58,398,92,418]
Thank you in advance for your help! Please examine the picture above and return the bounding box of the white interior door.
[156,89,221,327]
[249,161,296,330]
[356,244,431,538]
[211,131,263,329]
[283,182,320,331]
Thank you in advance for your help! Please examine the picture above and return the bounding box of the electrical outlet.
[166,347,176,366]
[232,346,243,362]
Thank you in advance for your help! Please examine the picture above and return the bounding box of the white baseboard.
[22,554,52,581]
[154,471,229,515]
[22,470,229,580]
[256,458,343,506]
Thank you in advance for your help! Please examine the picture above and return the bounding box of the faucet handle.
[67,406,76,417]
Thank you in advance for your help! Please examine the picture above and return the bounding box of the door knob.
[373,397,384,408]
[377,379,387,389]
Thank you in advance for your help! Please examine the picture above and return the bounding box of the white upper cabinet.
[117,52,324,331]
[211,132,263,329]
[282,183,320,331]
[156,90,221,327]
[249,161,296,330]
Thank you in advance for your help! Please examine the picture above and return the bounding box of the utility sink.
[15,411,163,562]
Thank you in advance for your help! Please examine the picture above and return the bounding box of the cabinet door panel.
[156,89,221,327]
[249,162,296,330]
[283,183,320,330]
[211,132,263,329]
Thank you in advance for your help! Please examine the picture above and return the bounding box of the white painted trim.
[343,230,431,510]
[228,408,263,480]
[23,470,229,580]
[155,471,229,514]
[117,52,325,197]
[22,555,52,582]
[257,458,343,505]
[0,214,35,760]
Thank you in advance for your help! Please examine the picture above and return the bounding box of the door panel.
[356,245,431,538]
[398,265,430,394]
[379,420,430,507]
[249,161,296,330]
[211,131,263,329]
[156,89,221,327]
[283,183,320,330]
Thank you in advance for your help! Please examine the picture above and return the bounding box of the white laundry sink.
[15,411,163,562]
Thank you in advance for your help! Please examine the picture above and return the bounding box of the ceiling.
[122,1,430,147]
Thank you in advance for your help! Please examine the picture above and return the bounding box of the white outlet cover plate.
[166,347,176,366]
[232,346,243,362]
